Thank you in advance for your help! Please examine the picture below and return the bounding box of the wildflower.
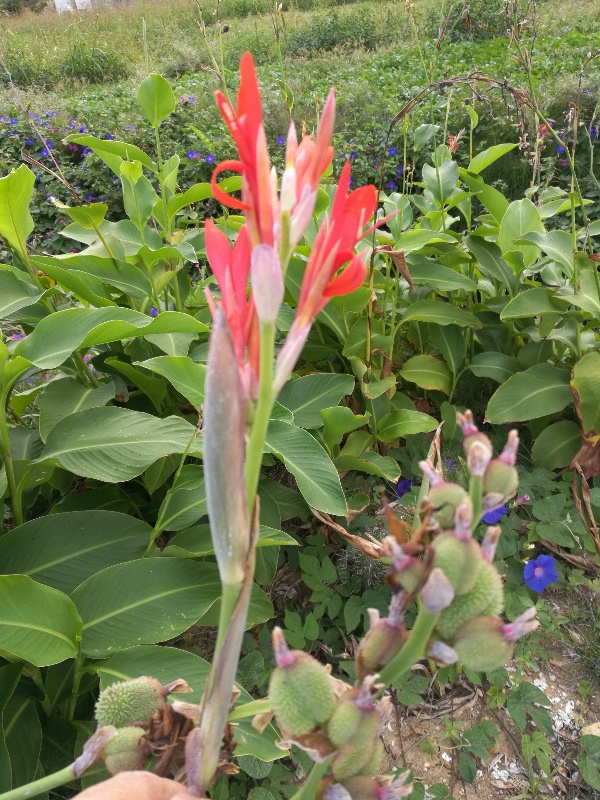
[25,137,34,146]
[68,121,76,130]
[10,333,25,341]
[590,127,597,139]
[524,554,558,592]
[83,353,94,363]
[388,146,397,156]
[448,128,466,153]
[105,133,115,140]
[386,181,395,190]
[395,478,418,498]
[68,144,79,151]
[125,125,137,131]
[186,150,200,160]
[556,144,566,154]
[46,141,54,149]
[149,307,159,317]
[396,164,403,175]
[481,505,506,524]
[82,147,91,156]
[40,149,49,157]
[276,135,285,146]
[350,150,358,160]
[9,117,17,124]
[79,125,86,133]
[86,193,94,202]
[560,159,568,168]
[205,154,215,163]
[188,96,195,103]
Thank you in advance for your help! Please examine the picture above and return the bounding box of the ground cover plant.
[0,1,599,799]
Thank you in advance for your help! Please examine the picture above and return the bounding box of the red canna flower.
[448,128,466,153]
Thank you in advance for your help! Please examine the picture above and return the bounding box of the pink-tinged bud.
[467,439,492,478]
[280,166,297,213]
[289,185,318,248]
[418,460,444,487]
[428,640,459,666]
[482,491,505,512]
[457,410,493,459]
[514,493,530,507]
[273,320,311,393]
[435,560,503,640]
[421,567,455,613]
[251,244,283,324]
[499,429,519,465]
[480,526,501,563]
[356,594,408,680]
[386,538,426,593]
[432,533,482,595]
[502,606,539,642]
[454,497,473,540]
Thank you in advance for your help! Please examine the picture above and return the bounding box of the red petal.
[211,160,249,210]
[204,218,232,290]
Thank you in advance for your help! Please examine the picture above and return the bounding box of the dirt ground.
[380,607,600,800]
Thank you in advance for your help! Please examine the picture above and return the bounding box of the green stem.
[289,756,333,800]
[469,474,483,532]
[66,652,84,721]
[245,321,275,513]
[72,351,100,388]
[0,764,75,800]
[0,390,23,529]
[212,580,243,663]
[379,603,439,686]
[227,698,271,722]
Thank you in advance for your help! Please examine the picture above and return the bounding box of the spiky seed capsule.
[355,620,407,681]
[95,677,164,728]
[269,651,335,736]
[327,690,380,748]
[103,727,147,775]
[432,534,482,596]
[483,461,518,507]
[331,735,382,781]
[434,560,504,640]
[426,483,468,529]
[453,616,513,672]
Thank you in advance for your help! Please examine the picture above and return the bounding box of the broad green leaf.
[55,200,108,229]
[579,735,600,791]
[422,160,459,205]
[32,257,115,308]
[377,409,438,442]
[321,407,369,451]
[400,301,482,328]
[400,355,452,395]
[334,452,400,481]
[0,664,20,791]
[0,576,81,666]
[64,134,156,173]
[497,199,545,268]
[105,358,167,413]
[37,378,115,441]
[265,420,346,515]
[430,324,467,375]
[146,332,197,357]
[531,421,581,470]
[15,309,207,369]
[468,353,521,383]
[258,479,310,522]
[37,407,199,482]
[53,254,154,299]
[120,161,159,230]
[571,352,600,434]
[0,271,42,317]
[4,696,42,788]
[0,165,35,259]
[465,235,516,296]
[163,524,297,558]
[343,318,392,359]
[155,465,206,533]
[460,171,509,223]
[407,257,476,292]
[468,143,517,174]
[197,583,274,628]
[362,376,396,399]
[394,229,455,254]
[167,183,212,218]
[517,230,574,275]
[278,374,354,428]
[0,511,150,594]
[71,559,220,657]
[500,288,565,320]
[137,73,176,127]
[138,356,206,408]
[486,364,572,423]
[414,124,439,149]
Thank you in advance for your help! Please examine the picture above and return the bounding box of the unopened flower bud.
[454,497,473,540]
[453,609,535,672]
[483,460,518,508]
[95,677,164,728]
[103,727,147,775]
[421,568,455,613]
[499,430,519,466]
[251,244,283,324]
[428,640,459,666]
[356,594,407,680]
[432,533,482,595]
[457,411,493,460]
[480,526,501,563]
[435,560,503,640]
[332,737,383,782]
[467,439,492,478]
[419,469,468,530]
[386,538,427,593]
[269,628,335,736]
[328,680,385,781]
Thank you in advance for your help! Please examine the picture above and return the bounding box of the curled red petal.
[319,254,367,308]
[211,160,249,210]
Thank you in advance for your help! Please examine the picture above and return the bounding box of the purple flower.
[105,133,115,140]
[26,137,34,146]
[78,125,86,133]
[83,353,94,363]
[186,150,200,160]
[205,153,215,163]
[524,554,558,592]
[276,135,285,145]
[556,144,566,154]
[188,96,195,103]
[68,144,78,151]
[11,333,25,340]
[388,146,397,157]
[386,181,395,190]
[149,307,159,317]
[481,505,507,524]
[395,478,420,498]
[40,149,49,157]
[82,147,91,156]
[85,193,94,202]
[591,127,597,139]
[46,141,54,149]
[350,150,358,160]
[396,164,404,175]
[9,117,18,124]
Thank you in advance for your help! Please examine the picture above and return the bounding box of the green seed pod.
[269,629,335,736]
[432,534,482,595]
[339,776,379,800]
[483,460,518,507]
[103,727,147,775]
[355,595,407,681]
[435,560,503,640]
[453,616,513,672]
[95,677,164,728]
[332,735,381,781]
[327,689,380,748]
[426,483,468,530]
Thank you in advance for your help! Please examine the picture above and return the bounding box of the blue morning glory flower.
[396,164,404,175]
[9,118,18,124]
[388,146,397,157]
[386,181,396,190]
[395,479,420,498]
[105,133,115,140]
[26,137,34,146]
[556,144,566,154]
[205,154,215,163]
[85,193,94,202]
[276,135,285,146]
[350,150,358,160]
[149,307,159,317]
[40,149,49,157]
[524,554,558,592]
[481,505,507,524]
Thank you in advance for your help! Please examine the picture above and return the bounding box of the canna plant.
[0,53,540,800]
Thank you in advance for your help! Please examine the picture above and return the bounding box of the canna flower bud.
[95,677,164,728]
[420,567,455,613]
[429,640,459,666]
[251,244,284,324]
[269,628,335,736]
[457,411,493,460]
[467,439,492,478]
[103,727,148,775]
[355,594,408,680]
[431,533,482,595]
[453,607,537,672]
[480,526,501,563]
[419,461,468,529]
[386,538,427,593]
[434,560,504,640]
[482,430,519,509]
[328,680,384,781]
[453,497,473,541]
